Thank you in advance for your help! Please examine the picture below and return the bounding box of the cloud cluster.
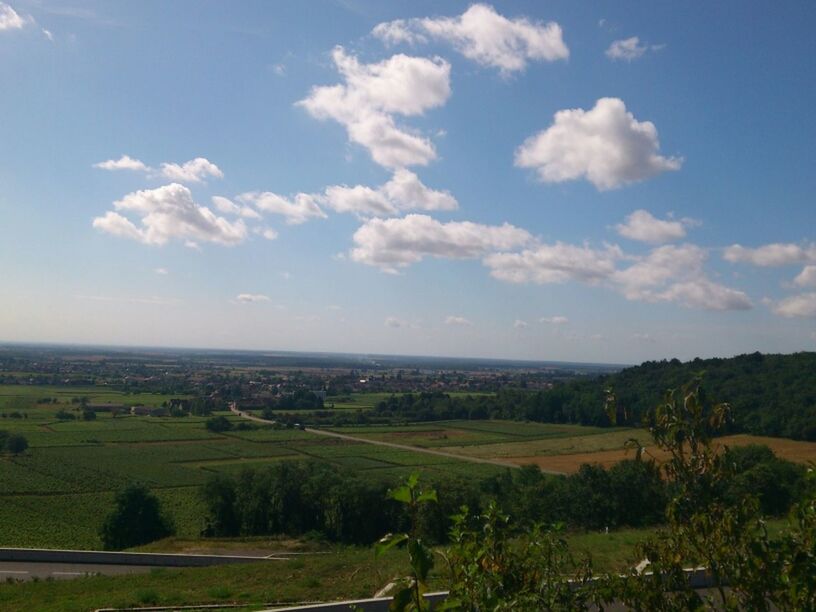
[94,155,224,184]
[92,183,247,246]
[486,240,751,311]
[795,266,816,288]
[297,47,450,169]
[323,169,457,218]
[615,209,695,244]
[514,98,682,190]
[485,242,621,285]
[350,214,532,273]
[605,37,662,61]
[372,3,568,73]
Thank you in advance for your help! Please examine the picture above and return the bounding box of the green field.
[0,386,520,549]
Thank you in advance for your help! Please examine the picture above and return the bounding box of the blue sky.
[1,1,814,363]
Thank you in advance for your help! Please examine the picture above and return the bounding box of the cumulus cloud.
[611,244,751,310]
[92,183,247,246]
[260,228,279,241]
[372,3,569,73]
[795,265,816,288]
[605,37,663,61]
[211,196,261,219]
[485,242,622,285]
[723,243,816,267]
[159,157,223,183]
[513,319,528,329]
[445,315,473,326]
[540,316,568,325]
[154,267,169,275]
[93,155,149,172]
[322,169,457,218]
[774,293,816,318]
[236,293,270,303]
[486,241,751,311]
[237,191,327,225]
[615,209,695,244]
[93,155,223,184]
[0,3,26,30]
[297,47,450,168]
[514,97,682,190]
[350,214,532,273]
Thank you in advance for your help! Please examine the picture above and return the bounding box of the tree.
[205,415,233,432]
[100,484,174,550]
[5,434,28,455]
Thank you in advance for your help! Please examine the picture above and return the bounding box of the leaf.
[389,486,411,503]
[415,489,438,504]
[408,538,434,581]
[375,532,408,557]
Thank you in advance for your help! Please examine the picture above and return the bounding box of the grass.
[0,546,417,612]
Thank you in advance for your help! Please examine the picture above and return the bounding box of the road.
[229,403,564,473]
[0,560,159,580]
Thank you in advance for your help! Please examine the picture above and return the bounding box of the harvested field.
[506,433,816,473]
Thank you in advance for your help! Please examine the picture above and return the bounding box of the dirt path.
[228,404,563,473]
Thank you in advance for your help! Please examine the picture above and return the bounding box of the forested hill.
[552,351,816,440]
[370,352,816,441]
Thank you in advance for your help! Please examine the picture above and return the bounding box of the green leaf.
[408,538,434,581]
[375,532,408,556]
[415,489,438,504]
[389,486,411,503]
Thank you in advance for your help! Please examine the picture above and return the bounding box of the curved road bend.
[229,403,564,475]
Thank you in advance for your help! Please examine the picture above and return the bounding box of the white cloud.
[654,279,752,311]
[92,183,247,246]
[774,293,816,318]
[605,37,659,61]
[540,315,568,325]
[794,265,816,288]
[238,191,327,225]
[385,316,407,328]
[632,332,655,342]
[487,241,751,311]
[93,155,149,172]
[159,157,223,183]
[322,169,457,218]
[41,28,52,41]
[445,315,473,326]
[211,196,261,219]
[350,214,532,273]
[615,209,695,244]
[260,228,279,241]
[513,319,528,329]
[154,267,169,275]
[0,3,25,30]
[723,243,816,267]
[93,155,223,184]
[236,293,271,303]
[514,97,682,190]
[297,47,450,168]
[372,4,568,73]
[485,242,622,284]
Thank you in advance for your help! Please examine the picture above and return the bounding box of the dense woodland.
[369,352,816,440]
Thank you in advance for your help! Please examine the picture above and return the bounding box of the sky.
[1,1,815,364]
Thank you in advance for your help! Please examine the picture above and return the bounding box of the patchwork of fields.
[5,385,816,550]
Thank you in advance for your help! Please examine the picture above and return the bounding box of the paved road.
[229,403,564,474]
[0,561,160,580]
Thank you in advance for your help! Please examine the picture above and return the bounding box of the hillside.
[551,351,816,440]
